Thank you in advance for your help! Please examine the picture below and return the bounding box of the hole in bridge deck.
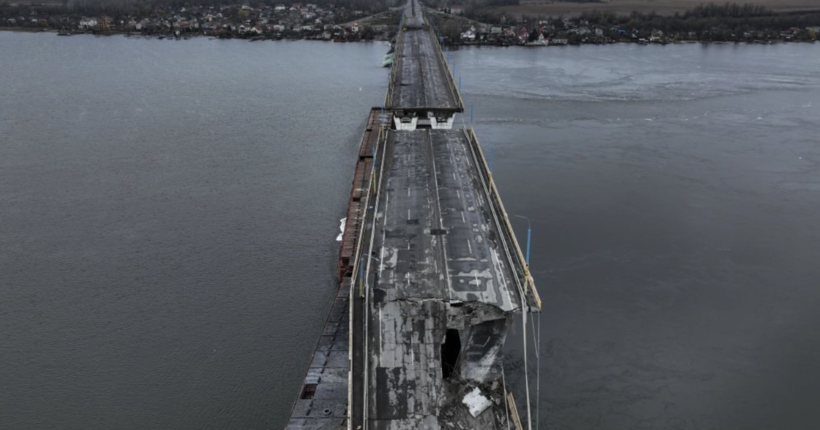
[441,329,461,380]
[300,384,317,400]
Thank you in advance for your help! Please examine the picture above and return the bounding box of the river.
[1,32,819,429]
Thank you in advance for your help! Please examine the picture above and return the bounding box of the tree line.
[578,6,820,35]
[0,0,392,17]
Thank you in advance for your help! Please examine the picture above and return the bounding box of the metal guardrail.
[465,127,542,311]
[425,17,465,112]
[384,13,404,109]
[346,122,389,430]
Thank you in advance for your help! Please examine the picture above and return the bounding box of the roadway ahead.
[387,0,462,114]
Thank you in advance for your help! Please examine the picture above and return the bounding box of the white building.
[79,17,98,29]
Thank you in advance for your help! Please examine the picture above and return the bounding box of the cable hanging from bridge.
[530,307,542,429]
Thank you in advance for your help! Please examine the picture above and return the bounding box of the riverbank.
[0,26,395,42]
[429,5,820,47]
[3,25,818,49]
[3,1,818,48]
[0,2,399,42]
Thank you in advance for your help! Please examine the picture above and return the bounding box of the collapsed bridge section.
[358,129,539,429]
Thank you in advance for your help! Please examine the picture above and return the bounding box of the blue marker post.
[470,103,474,125]
[514,215,532,268]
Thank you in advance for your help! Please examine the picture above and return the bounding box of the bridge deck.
[400,0,424,29]
[373,130,520,310]
[287,1,540,427]
[388,1,461,113]
[364,130,522,429]
[286,281,350,430]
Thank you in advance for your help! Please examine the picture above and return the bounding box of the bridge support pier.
[391,111,456,131]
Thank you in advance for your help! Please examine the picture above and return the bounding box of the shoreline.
[0,27,392,42]
[2,27,816,48]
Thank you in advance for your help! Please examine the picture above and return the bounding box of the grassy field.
[485,0,820,18]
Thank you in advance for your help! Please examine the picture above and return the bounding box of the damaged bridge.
[286,1,541,429]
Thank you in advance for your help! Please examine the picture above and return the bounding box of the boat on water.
[382,45,395,68]
[382,53,394,68]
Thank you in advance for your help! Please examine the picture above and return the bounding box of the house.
[517,26,529,42]
[461,29,475,42]
[79,17,97,29]
[526,29,546,46]
[781,27,802,40]
[251,25,263,34]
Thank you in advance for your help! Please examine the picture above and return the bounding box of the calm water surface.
[451,43,820,430]
[0,32,386,429]
[2,33,820,430]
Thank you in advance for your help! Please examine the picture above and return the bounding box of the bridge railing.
[384,10,405,110]
[465,127,542,311]
[425,12,465,111]
[346,122,388,430]
[384,32,401,110]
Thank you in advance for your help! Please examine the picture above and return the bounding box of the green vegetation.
[578,4,820,41]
